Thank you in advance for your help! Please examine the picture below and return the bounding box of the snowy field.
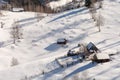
[0,0,120,80]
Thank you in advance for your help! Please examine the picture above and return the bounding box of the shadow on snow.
[64,62,97,79]
[45,43,61,52]
[48,7,87,23]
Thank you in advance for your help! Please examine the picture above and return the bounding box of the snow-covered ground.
[0,0,120,80]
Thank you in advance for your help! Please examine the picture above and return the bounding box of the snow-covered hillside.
[0,0,120,80]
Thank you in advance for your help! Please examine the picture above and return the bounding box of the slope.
[0,0,120,80]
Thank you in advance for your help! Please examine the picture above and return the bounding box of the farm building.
[67,44,85,56]
[93,53,110,63]
[86,42,99,53]
[57,38,68,45]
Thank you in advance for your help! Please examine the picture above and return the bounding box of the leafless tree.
[0,10,2,16]
[89,7,97,21]
[89,0,97,21]
[10,21,23,44]
[1,22,5,28]
[98,0,103,8]
[96,12,104,32]
[0,7,3,16]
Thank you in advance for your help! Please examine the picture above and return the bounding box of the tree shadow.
[33,18,88,43]
[89,31,99,36]
[100,41,120,51]
[96,39,108,45]
[17,17,38,27]
[43,67,65,80]
[69,33,88,44]
[48,7,87,23]
[90,62,120,79]
[43,59,81,80]
[45,43,61,52]
[17,17,37,23]
[0,40,13,48]
[20,20,37,27]
[64,62,97,79]
[112,74,120,80]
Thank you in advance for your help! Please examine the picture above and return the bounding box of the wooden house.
[93,53,110,63]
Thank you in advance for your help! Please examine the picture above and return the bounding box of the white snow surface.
[0,0,120,80]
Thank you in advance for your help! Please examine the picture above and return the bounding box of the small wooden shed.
[57,38,67,45]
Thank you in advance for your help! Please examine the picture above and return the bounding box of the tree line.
[3,0,53,13]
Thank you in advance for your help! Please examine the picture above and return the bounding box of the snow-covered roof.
[95,53,110,60]
[57,38,66,42]
[11,8,24,12]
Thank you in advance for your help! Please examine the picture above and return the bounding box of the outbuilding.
[86,42,99,53]
[57,38,68,45]
[93,53,110,63]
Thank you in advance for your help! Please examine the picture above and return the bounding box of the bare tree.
[0,22,5,28]
[0,10,2,16]
[98,0,103,8]
[10,21,23,44]
[88,0,97,21]
[89,7,97,21]
[96,12,104,32]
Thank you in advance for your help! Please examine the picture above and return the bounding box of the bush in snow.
[11,57,19,66]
